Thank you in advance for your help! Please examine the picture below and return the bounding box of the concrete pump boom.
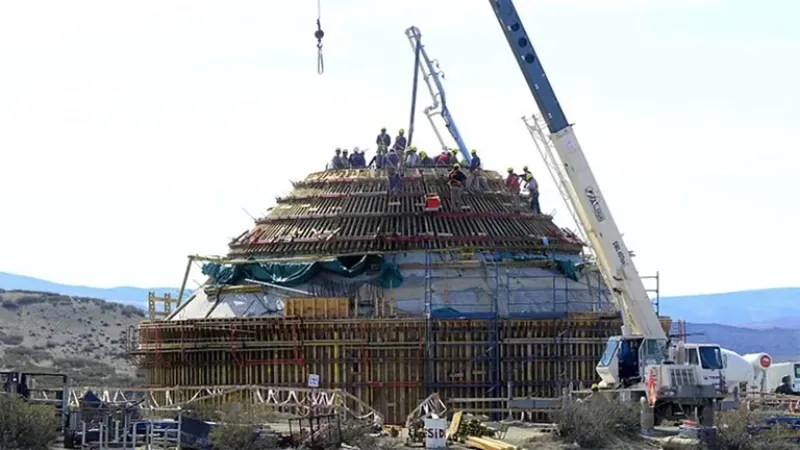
[405,26,472,163]
[488,0,665,340]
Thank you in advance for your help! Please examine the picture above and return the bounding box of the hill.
[659,287,800,327]
[0,271,182,307]
[0,289,144,386]
[679,322,800,361]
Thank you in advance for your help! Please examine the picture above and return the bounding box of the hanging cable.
[314,0,325,74]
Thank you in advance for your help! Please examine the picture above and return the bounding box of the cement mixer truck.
[676,343,772,394]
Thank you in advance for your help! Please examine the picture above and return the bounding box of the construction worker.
[448,163,467,210]
[376,128,391,169]
[505,168,521,211]
[385,149,402,195]
[520,165,532,179]
[340,149,351,169]
[466,149,489,195]
[350,147,366,168]
[448,149,459,165]
[524,173,541,214]
[775,376,799,395]
[434,150,450,166]
[419,151,434,168]
[393,129,407,160]
[330,148,346,170]
[405,146,420,168]
[376,128,391,148]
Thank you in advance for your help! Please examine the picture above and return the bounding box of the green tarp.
[554,258,579,281]
[202,254,404,288]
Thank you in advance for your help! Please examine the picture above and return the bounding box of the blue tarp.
[554,258,579,281]
[202,254,404,288]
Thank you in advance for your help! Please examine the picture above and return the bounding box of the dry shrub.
[339,421,402,450]
[209,408,278,450]
[707,407,799,450]
[550,397,641,449]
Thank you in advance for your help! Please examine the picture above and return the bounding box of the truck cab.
[677,343,725,387]
[597,336,668,387]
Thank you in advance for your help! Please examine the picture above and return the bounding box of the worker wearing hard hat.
[419,151,434,168]
[577,383,607,405]
[340,149,351,169]
[466,149,489,195]
[405,146,420,168]
[448,163,467,210]
[385,148,402,195]
[350,147,366,169]
[434,150,450,166]
[393,129,407,160]
[448,148,459,165]
[330,148,346,170]
[376,128,391,148]
[505,168,521,212]
[375,128,391,169]
[524,172,541,214]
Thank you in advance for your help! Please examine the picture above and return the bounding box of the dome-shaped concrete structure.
[132,166,653,424]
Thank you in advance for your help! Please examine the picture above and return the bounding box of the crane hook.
[315,20,324,75]
[315,0,324,75]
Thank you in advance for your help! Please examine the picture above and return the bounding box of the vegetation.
[0,394,60,450]
[550,398,642,449]
[0,290,145,386]
[706,408,800,450]
[209,408,279,450]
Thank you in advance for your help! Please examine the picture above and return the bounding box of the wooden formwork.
[132,314,671,424]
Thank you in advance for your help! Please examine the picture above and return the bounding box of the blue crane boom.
[489,0,569,134]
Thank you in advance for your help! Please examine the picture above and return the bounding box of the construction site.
[126,164,667,427]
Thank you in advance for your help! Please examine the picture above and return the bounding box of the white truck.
[677,345,772,394]
[764,361,800,393]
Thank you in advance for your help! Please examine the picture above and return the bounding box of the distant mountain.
[659,288,800,327]
[678,322,800,361]
[0,272,182,308]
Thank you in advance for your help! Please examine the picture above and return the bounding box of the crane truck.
[487,0,727,424]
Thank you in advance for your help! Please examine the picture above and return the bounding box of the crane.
[405,26,472,164]
[487,0,725,424]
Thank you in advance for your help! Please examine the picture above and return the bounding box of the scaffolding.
[147,292,178,321]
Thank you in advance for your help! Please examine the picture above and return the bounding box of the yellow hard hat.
[590,383,599,392]
[409,146,417,152]
[470,149,477,155]
[420,151,427,158]
[507,167,514,172]
[398,129,405,135]
[452,163,460,168]
[450,149,457,155]
[525,173,533,181]
[523,165,529,171]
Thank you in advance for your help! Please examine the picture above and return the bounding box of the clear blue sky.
[0,0,797,296]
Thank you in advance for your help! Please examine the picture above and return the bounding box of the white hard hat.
[353,146,360,153]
